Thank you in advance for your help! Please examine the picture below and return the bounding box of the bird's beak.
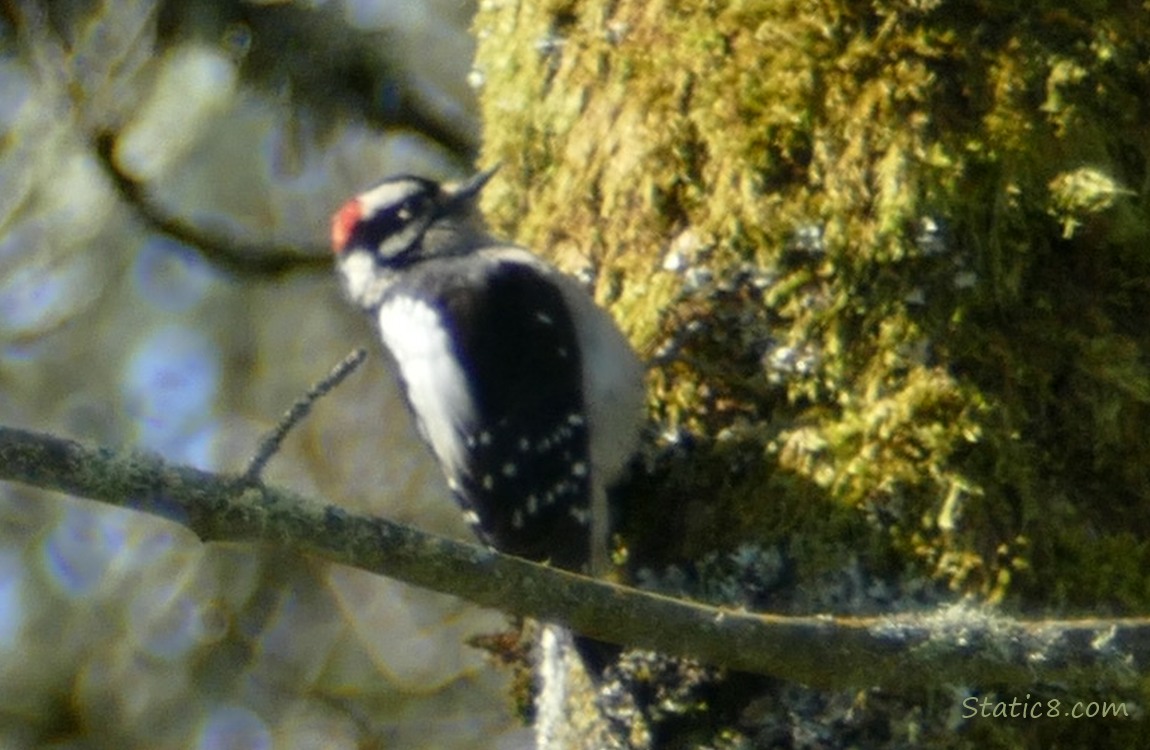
[442,165,500,211]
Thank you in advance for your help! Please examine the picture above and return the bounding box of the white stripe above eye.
[357,179,426,216]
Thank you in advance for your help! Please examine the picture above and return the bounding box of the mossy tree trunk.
[472,0,1150,747]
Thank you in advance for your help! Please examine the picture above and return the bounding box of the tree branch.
[91,131,332,279]
[0,423,1145,691]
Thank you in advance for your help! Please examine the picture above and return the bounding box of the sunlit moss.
[1047,167,1135,238]
[473,0,1150,618]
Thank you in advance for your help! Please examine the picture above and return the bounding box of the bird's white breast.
[376,294,475,480]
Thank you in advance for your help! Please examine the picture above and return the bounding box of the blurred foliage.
[0,1,527,748]
[153,0,480,158]
[24,0,479,158]
[474,0,1150,618]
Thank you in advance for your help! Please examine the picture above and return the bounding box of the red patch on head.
[331,199,362,254]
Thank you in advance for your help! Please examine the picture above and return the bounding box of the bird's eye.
[395,194,430,224]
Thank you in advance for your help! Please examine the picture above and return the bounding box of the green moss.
[473,0,1150,620]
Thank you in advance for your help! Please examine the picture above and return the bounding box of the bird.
[329,166,644,602]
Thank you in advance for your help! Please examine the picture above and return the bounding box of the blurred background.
[0,1,531,747]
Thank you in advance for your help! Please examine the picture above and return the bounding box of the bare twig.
[244,348,368,483]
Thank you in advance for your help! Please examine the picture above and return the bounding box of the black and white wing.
[376,251,594,570]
